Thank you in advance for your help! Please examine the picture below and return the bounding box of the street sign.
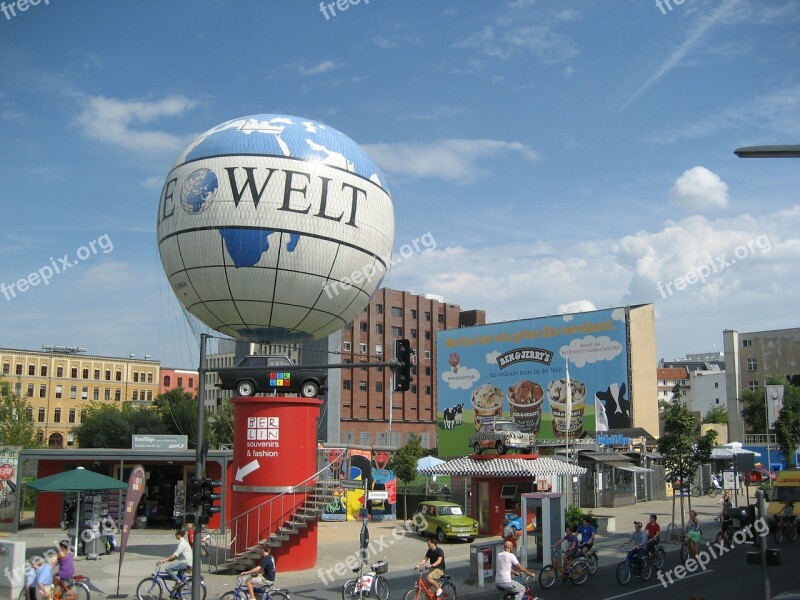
[0,463,13,480]
[132,435,188,450]
[368,490,388,500]
[340,479,365,490]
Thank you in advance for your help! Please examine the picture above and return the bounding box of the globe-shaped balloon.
[157,115,394,343]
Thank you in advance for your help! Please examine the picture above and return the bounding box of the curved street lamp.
[734,145,800,158]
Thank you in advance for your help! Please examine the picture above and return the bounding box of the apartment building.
[0,347,160,448]
[657,366,689,405]
[159,368,200,396]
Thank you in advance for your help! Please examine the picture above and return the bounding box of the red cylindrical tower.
[230,395,322,571]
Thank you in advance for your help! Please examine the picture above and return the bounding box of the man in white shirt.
[158,529,193,596]
[495,540,537,600]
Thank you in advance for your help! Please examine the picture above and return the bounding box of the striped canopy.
[418,456,587,477]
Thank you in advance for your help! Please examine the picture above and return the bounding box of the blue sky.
[1,0,798,369]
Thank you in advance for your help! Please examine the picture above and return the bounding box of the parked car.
[216,355,328,397]
[413,501,478,543]
[469,420,537,455]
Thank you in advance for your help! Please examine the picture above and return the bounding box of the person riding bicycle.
[33,554,57,600]
[552,526,579,576]
[686,510,702,557]
[415,539,446,597]
[575,516,596,561]
[622,521,649,566]
[53,540,75,591]
[241,545,276,600]
[495,540,537,600]
[157,529,193,598]
[644,514,660,558]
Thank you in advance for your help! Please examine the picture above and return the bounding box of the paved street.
[3,492,796,599]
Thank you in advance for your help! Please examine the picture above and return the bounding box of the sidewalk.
[2,493,731,599]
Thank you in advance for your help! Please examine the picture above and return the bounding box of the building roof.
[657,367,689,379]
[710,447,760,460]
[579,452,634,463]
[418,456,588,477]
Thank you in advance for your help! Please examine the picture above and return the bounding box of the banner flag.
[766,385,785,427]
[595,395,610,433]
[118,464,146,569]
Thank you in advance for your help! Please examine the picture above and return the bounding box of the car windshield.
[495,422,520,432]
[438,506,464,516]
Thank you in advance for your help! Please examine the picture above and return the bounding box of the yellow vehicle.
[767,468,800,518]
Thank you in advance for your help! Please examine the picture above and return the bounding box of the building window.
[40,365,47,377]
[410,328,417,339]
[132,391,138,401]
[104,389,111,401]
[742,339,752,347]
[376,324,383,334]
[116,371,122,381]
[133,372,139,383]
[70,386,77,399]
[71,368,78,378]
[391,326,403,337]
[411,384,417,394]
[359,343,368,354]
[94,369,100,379]
[69,409,76,423]
[748,380,759,391]
[25,407,33,421]
[424,311,431,321]
[147,390,153,401]
[359,381,367,391]
[425,366,432,376]
[376,304,383,314]
[37,408,45,422]
[15,364,23,375]
[376,382,383,392]
[411,309,417,319]
[81,387,88,400]
[80,409,87,422]
[27,364,34,376]
[82,368,88,379]
[57,366,63,377]
[343,380,351,390]
[147,373,153,383]
[438,313,444,323]
[391,307,403,317]
[1,363,8,375]
[54,408,61,423]
[93,388,99,401]
[39,385,46,398]
[714,382,719,388]
[424,331,431,340]
[189,378,194,388]
[105,370,111,381]
[359,432,371,446]
[424,350,431,360]
[115,389,121,401]
[425,385,431,395]
[55,385,62,399]
[26,384,34,397]
[746,358,758,372]
[163,375,171,387]
[716,398,720,404]
[178,377,184,388]
[343,341,352,352]
[360,322,368,332]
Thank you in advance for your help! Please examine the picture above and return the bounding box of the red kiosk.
[230,395,322,571]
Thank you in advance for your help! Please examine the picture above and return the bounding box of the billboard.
[436,307,631,456]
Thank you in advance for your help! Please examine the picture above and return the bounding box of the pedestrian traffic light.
[393,338,412,392]
[199,478,223,525]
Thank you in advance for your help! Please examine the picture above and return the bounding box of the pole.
[756,489,770,600]
[387,374,393,447]
[192,333,208,599]
[764,385,770,475]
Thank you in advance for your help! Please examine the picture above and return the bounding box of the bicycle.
[715,516,735,549]
[691,484,719,498]
[579,547,599,575]
[497,574,543,600]
[403,567,457,600]
[616,546,652,585]
[136,562,207,600]
[773,515,798,544]
[342,561,389,600]
[680,531,703,565]
[538,547,588,588]
[19,577,91,600]
[645,541,666,570]
[217,577,290,600]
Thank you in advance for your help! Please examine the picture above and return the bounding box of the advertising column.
[231,396,322,571]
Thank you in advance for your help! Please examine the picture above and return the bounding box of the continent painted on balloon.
[220,229,300,268]
[305,139,355,172]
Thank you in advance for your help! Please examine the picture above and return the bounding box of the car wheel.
[473,443,481,455]
[237,380,256,396]
[496,441,507,455]
[436,528,446,544]
[300,381,320,397]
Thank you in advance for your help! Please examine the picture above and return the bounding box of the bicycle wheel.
[538,565,555,589]
[790,523,799,542]
[376,577,390,600]
[570,561,588,585]
[72,582,91,600]
[707,487,718,498]
[680,543,690,565]
[691,486,701,498]
[586,553,598,575]
[653,546,666,570]
[639,557,652,581]
[217,593,237,600]
[774,526,784,544]
[182,577,207,600]
[270,591,291,600]
[403,588,421,600]
[342,580,357,600]
[136,577,163,600]
[616,561,631,585]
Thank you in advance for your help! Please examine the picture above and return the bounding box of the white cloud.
[299,60,342,76]
[73,95,197,154]
[670,166,729,211]
[363,139,539,182]
[559,300,597,315]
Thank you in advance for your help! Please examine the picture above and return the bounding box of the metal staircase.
[218,468,339,571]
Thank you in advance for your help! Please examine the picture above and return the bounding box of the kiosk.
[520,492,565,568]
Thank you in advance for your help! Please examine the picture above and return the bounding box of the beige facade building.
[0,347,160,448]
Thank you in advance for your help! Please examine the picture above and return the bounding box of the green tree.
[387,434,425,520]
[774,384,800,467]
[208,400,234,449]
[154,388,206,449]
[704,406,728,424]
[0,377,38,447]
[74,402,168,448]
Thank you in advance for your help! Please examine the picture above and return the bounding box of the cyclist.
[157,529,193,598]
[415,539,446,597]
[241,545,276,600]
[54,540,75,591]
[622,521,648,566]
[644,514,660,558]
[686,510,702,557]
[575,516,596,561]
[495,539,537,600]
[33,554,57,600]
[552,525,579,577]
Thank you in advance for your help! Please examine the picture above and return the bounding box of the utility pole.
[191,333,208,599]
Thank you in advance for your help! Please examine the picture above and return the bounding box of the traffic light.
[393,338,412,392]
[199,478,223,525]
[184,478,204,524]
